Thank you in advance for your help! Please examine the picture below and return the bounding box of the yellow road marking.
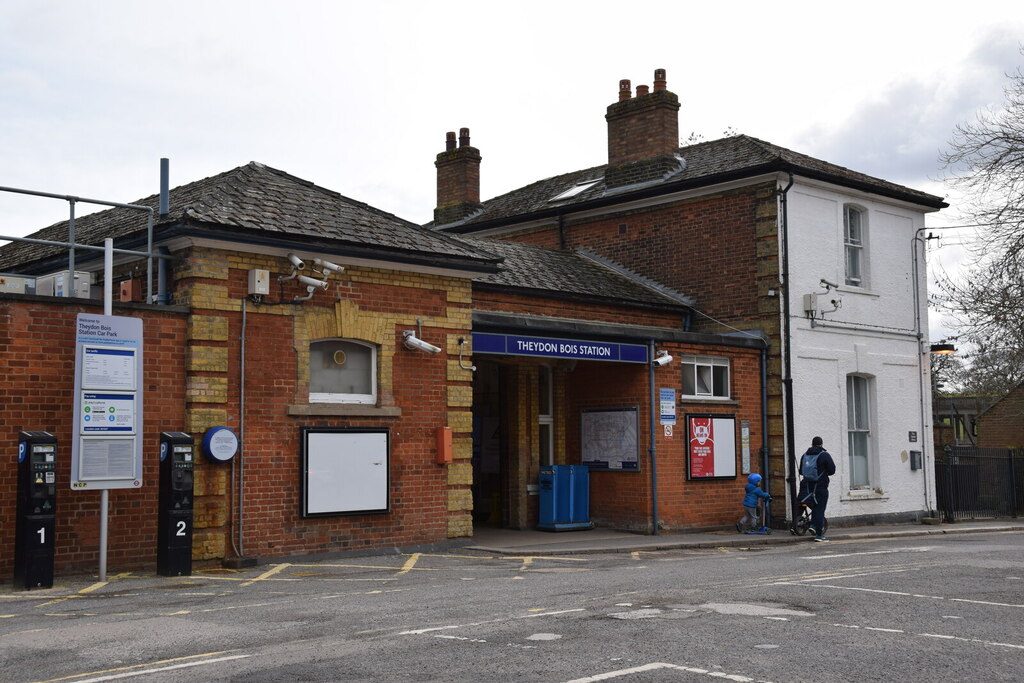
[397,553,421,575]
[240,563,291,587]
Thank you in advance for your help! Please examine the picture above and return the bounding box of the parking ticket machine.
[15,431,57,589]
[157,432,194,576]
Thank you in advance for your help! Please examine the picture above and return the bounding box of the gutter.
[778,172,798,524]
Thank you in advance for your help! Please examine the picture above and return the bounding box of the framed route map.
[580,407,639,470]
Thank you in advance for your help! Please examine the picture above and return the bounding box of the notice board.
[686,414,737,480]
[301,427,389,517]
[580,407,639,470]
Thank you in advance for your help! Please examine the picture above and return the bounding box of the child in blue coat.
[737,473,771,532]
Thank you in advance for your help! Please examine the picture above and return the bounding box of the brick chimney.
[604,68,681,188]
[434,128,483,225]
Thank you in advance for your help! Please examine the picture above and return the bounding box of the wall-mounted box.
[0,273,35,294]
[248,269,270,295]
[36,271,91,298]
[120,279,143,302]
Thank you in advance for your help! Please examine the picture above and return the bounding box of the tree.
[937,49,1024,397]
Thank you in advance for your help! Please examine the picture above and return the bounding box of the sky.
[1,0,1022,342]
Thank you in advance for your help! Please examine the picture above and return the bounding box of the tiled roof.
[0,162,500,272]
[467,236,690,310]
[434,134,947,230]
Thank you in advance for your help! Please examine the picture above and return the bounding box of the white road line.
[919,633,1024,650]
[565,662,763,682]
[67,655,250,682]
[778,581,1024,608]
[804,547,933,559]
[399,608,586,635]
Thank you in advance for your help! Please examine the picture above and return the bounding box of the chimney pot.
[459,127,471,147]
[445,131,457,151]
[653,68,667,91]
[618,79,632,101]
[636,84,649,96]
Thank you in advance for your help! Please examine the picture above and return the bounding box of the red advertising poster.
[688,416,715,478]
[687,414,737,480]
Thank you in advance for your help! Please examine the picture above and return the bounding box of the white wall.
[784,179,938,521]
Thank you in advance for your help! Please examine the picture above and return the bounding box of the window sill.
[287,404,402,417]
[841,490,888,502]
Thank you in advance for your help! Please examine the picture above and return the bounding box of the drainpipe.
[558,214,567,251]
[648,339,659,535]
[778,172,798,524]
[761,341,771,522]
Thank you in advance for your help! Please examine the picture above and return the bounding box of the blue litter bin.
[538,465,593,531]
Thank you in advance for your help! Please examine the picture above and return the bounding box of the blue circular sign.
[202,426,239,463]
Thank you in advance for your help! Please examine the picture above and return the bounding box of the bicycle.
[790,500,828,536]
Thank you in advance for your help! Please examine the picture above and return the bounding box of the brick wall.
[0,298,187,577]
[173,246,475,561]
[977,384,1024,448]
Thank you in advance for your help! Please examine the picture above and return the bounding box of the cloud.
[796,30,1023,192]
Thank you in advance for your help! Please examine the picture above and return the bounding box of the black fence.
[935,446,1024,522]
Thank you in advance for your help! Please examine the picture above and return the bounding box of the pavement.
[465,519,1024,555]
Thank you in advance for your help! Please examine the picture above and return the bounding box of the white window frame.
[846,373,874,489]
[681,355,731,399]
[844,205,866,288]
[309,339,377,404]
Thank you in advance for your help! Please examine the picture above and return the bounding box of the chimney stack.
[604,68,681,188]
[434,128,483,225]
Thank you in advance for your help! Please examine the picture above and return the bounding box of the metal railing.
[935,446,1022,522]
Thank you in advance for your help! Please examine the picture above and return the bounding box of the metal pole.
[67,200,76,297]
[98,238,114,581]
[648,340,659,535]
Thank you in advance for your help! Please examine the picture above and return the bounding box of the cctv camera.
[297,274,329,290]
[403,331,441,354]
[287,253,306,270]
[820,278,839,290]
[314,258,344,273]
[652,351,673,367]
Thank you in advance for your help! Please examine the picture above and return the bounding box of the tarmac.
[466,519,1024,556]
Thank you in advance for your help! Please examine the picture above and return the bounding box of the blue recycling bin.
[538,465,593,531]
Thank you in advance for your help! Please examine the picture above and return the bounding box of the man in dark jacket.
[798,436,837,542]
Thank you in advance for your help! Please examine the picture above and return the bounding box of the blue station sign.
[472,332,648,363]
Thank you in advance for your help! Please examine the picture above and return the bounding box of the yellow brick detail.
[181,250,231,280]
[188,346,228,373]
[187,376,229,403]
[447,514,472,538]
[447,461,473,486]
[447,384,472,408]
[447,488,473,513]
[193,497,229,528]
[189,315,229,342]
[447,410,472,434]
[192,466,228,497]
[191,529,226,561]
[452,436,472,460]
[187,408,228,433]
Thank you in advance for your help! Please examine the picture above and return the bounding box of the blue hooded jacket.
[742,482,771,508]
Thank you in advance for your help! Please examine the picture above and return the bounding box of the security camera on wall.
[313,258,344,274]
[820,278,839,290]
[287,253,306,270]
[297,274,329,290]
[403,330,441,354]
[652,350,673,367]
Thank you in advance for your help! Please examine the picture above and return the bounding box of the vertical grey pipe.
[648,340,659,535]
[159,159,169,218]
[778,172,797,524]
[146,209,153,304]
[238,298,247,556]
[761,342,771,523]
[157,247,170,305]
[67,200,76,297]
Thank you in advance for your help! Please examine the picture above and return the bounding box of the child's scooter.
[744,496,772,535]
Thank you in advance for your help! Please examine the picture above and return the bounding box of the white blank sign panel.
[302,429,389,516]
